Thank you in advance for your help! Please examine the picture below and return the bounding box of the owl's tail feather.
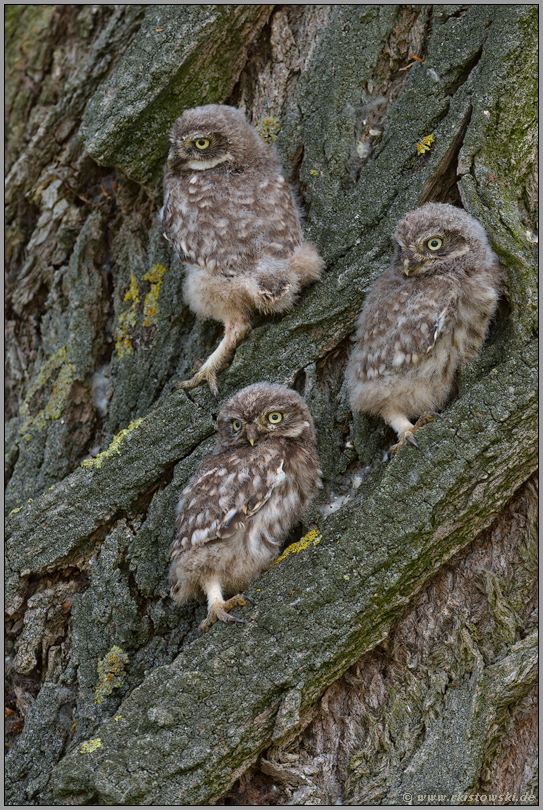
[290,242,325,284]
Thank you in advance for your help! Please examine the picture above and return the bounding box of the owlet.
[161,104,324,395]
[346,203,502,452]
[169,382,322,631]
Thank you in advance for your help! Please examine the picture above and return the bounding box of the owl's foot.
[387,411,441,456]
[388,430,418,457]
[178,366,220,398]
[199,594,249,633]
[176,316,251,396]
[258,280,291,304]
[413,411,441,429]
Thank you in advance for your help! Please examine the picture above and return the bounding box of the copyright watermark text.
[401,792,536,805]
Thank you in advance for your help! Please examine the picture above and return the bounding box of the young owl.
[169,382,321,631]
[346,203,502,452]
[161,104,324,395]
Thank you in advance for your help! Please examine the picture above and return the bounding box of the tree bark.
[5,5,537,806]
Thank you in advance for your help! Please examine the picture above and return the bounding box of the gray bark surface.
[5,4,537,806]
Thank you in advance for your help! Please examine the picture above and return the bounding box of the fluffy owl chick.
[161,105,324,395]
[170,382,321,632]
[346,203,502,453]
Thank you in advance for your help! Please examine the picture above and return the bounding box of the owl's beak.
[402,253,422,276]
[246,425,258,446]
[167,154,182,170]
[167,145,188,171]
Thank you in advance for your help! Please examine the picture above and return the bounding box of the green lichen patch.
[81,418,143,470]
[79,738,102,754]
[18,346,73,439]
[143,263,168,326]
[273,530,323,565]
[255,116,281,144]
[95,646,129,704]
[115,274,140,358]
[416,132,435,155]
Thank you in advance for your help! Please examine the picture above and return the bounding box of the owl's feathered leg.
[177,316,251,397]
[199,577,248,633]
[253,244,324,316]
[386,410,440,456]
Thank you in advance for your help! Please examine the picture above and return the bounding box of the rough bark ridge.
[4,5,538,806]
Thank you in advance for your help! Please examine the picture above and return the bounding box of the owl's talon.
[177,368,219,397]
[208,376,219,398]
[388,429,418,456]
[388,410,442,456]
[413,411,439,429]
[199,594,248,632]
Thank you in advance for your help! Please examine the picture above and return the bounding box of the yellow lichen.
[417,133,435,155]
[255,116,281,144]
[80,738,102,754]
[143,263,168,326]
[9,507,22,515]
[115,274,140,358]
[272,529,323,565]
[94,646,129,704]
[19,346,73,439]
[124,273,140,305]
[81,418,143,470]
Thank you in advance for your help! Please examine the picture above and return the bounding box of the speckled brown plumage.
[161,104,324,395]
[169,382,321,631]
[346,203,502,451]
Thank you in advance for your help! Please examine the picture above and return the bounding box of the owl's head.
[393,202,494,277]
[216,383,316,450]
[167,104,269,174]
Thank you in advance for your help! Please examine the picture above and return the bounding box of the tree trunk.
[5,5,537,806]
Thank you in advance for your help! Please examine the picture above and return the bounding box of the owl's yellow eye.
[427,237,443,251]
[232,419,242,432]
[267,412,283,424]
[194,138,210,150]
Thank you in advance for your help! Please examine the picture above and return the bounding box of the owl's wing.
[392,300,457,366]
[249,173,302,258]
[173,454,286,553]
[416,305,450,354]
[356,281,459,377]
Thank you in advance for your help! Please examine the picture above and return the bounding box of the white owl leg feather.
[382,410,418,456]
[199,576,248,633]
[386,412,416,443]
[177,316,251,397]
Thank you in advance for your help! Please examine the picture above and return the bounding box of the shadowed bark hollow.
[5,5,537,806]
